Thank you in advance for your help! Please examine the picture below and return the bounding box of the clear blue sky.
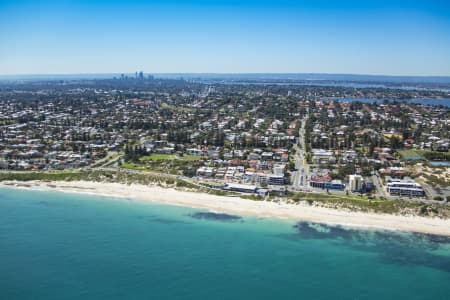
[1,0,450,76]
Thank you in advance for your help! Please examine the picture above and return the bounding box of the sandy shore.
[2,180,450,236]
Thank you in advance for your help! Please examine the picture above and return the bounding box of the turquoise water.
[1,187,450,300]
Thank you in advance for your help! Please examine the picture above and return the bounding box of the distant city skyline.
[1,0,450,76]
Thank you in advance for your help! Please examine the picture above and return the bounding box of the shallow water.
[1,187,450,299]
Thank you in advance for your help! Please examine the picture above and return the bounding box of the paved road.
[371,173,388,198]
[290,116,310,191]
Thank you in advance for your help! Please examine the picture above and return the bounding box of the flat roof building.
[349,174,363,192]
[223,183,257,193]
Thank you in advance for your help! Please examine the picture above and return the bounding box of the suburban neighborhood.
[0,76,449,202]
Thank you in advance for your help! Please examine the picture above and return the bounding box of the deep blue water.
[323,97,450,108]
[1,187,450,300]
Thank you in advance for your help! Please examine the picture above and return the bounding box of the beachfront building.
[268,174,285,185]
[325,180,345,190]
[348,174,364,192]
[269,185,288,196]
[223,183,257,193]
[196,166,216,177]
[385,179,425,197]
[310,178,345,190]
[0,160,8,169]
[309,168,332,189]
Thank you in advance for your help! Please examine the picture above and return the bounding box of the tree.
[389,136,402,150]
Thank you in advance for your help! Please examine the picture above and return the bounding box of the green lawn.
[398,149,424,161]
[180,155,202,161]
[140,154,176,161]
[139,154,201,162]
[120,162,148,170]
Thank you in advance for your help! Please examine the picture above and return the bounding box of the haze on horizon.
[1,0,450,76]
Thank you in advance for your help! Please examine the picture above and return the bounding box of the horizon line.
[1,72,450,78]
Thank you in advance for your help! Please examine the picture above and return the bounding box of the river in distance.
[1,187,450,300]
[322,97,450,108]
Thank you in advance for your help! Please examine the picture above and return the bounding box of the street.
[290,115,310,191]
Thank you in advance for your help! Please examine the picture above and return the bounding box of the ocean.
[1,187,450,300]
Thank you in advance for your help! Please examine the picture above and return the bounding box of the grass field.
[179,155,202,161]
[120,162,148,170]
[140,154,176,161]
[139,154,201,162]
[398,149,424,161]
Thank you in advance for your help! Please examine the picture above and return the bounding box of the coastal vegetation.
[289,191,449,218]
[1,170,449,219]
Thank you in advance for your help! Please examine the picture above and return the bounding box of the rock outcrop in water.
[190,212,242,222]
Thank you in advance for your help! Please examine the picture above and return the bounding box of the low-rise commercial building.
[385,179,425,197]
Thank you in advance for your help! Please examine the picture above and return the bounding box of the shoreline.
[2,180,450,236]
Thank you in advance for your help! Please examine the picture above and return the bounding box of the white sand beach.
[2,180,450,236]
